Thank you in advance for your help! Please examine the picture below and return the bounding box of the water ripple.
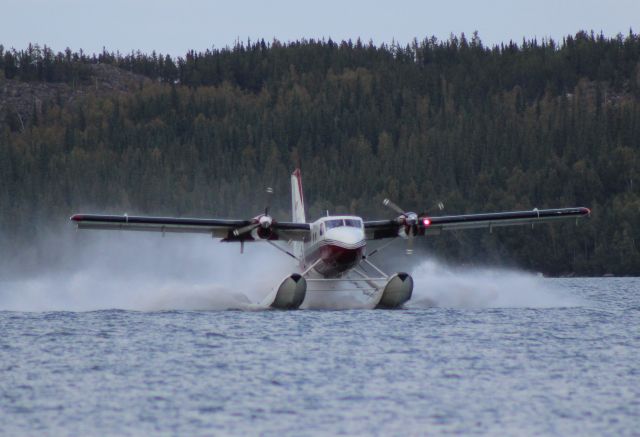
[0,278,638,436]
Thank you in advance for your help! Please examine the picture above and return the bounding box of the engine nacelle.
[250,226,273,240]
[376,272,413,309]
[249,214,273,240]
[259,215,272,228]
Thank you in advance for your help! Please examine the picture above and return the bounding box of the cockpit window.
[344,219,362,228]
[324,218,362,229]
[325,219,343,230]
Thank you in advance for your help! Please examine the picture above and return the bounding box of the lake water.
[1,271,638,436]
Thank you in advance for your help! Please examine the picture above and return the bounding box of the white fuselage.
[303,216,366,277]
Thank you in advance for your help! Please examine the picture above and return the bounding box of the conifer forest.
[1,31,639,275]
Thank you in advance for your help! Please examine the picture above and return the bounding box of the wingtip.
[70,214,82,222]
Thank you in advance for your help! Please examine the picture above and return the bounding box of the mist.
[408,258,581,308]
[0,229,293,311]
[0,227,581,311]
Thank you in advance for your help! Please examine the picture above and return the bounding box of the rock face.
[0,64,150,131]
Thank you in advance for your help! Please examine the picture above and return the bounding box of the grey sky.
[1,0,638,56]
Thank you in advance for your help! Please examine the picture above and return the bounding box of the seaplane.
[70,169,590,309]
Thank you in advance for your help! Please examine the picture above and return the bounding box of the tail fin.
[291,169,306,265]
[291,169,306,223]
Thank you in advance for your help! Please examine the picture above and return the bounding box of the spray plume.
[408,258,581,308]
[0,229,580,311]
[0,230,291,312]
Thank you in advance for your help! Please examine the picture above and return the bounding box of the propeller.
[264,186,274,215]
[383,198,444,255]
[383,198,419,255]
[233,187,275,238]
[232,221,260,237]
[382,198,405,215]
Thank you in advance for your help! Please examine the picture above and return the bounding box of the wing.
[70,214,310,242]
[364,207,590,240]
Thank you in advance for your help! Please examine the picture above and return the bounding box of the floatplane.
[71,169,590,309]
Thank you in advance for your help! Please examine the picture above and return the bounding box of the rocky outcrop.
[0,64,151,131]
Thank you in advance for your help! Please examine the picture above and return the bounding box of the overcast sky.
[2,0,638,56]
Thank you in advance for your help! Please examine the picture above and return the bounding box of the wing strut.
[266,240,300,261]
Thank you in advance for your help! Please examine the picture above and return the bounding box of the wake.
[408,259,581,308]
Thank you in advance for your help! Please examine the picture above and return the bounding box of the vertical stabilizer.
[291,169,306,223]
[291,169,306,264]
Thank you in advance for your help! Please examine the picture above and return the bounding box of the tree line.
[0,31,639,275]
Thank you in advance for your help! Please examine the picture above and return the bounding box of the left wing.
[365,207,590,240]
[70,214,310,242]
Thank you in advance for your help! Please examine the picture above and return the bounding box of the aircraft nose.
[326,227,364,246]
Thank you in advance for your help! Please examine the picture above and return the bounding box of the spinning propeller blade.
[382,198,419,255]
[264,187,274,215]
[407,227,414,255]
[383,198,405,215]
[233,187,275,238]
[233,222,260,237]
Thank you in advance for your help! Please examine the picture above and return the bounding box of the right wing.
[70,214,310,242]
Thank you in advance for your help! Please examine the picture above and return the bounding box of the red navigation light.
[422,218,431,227]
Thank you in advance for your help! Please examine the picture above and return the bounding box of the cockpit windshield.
[325,219,343,230]
[344,219,362,228]
[324,218,362,229]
